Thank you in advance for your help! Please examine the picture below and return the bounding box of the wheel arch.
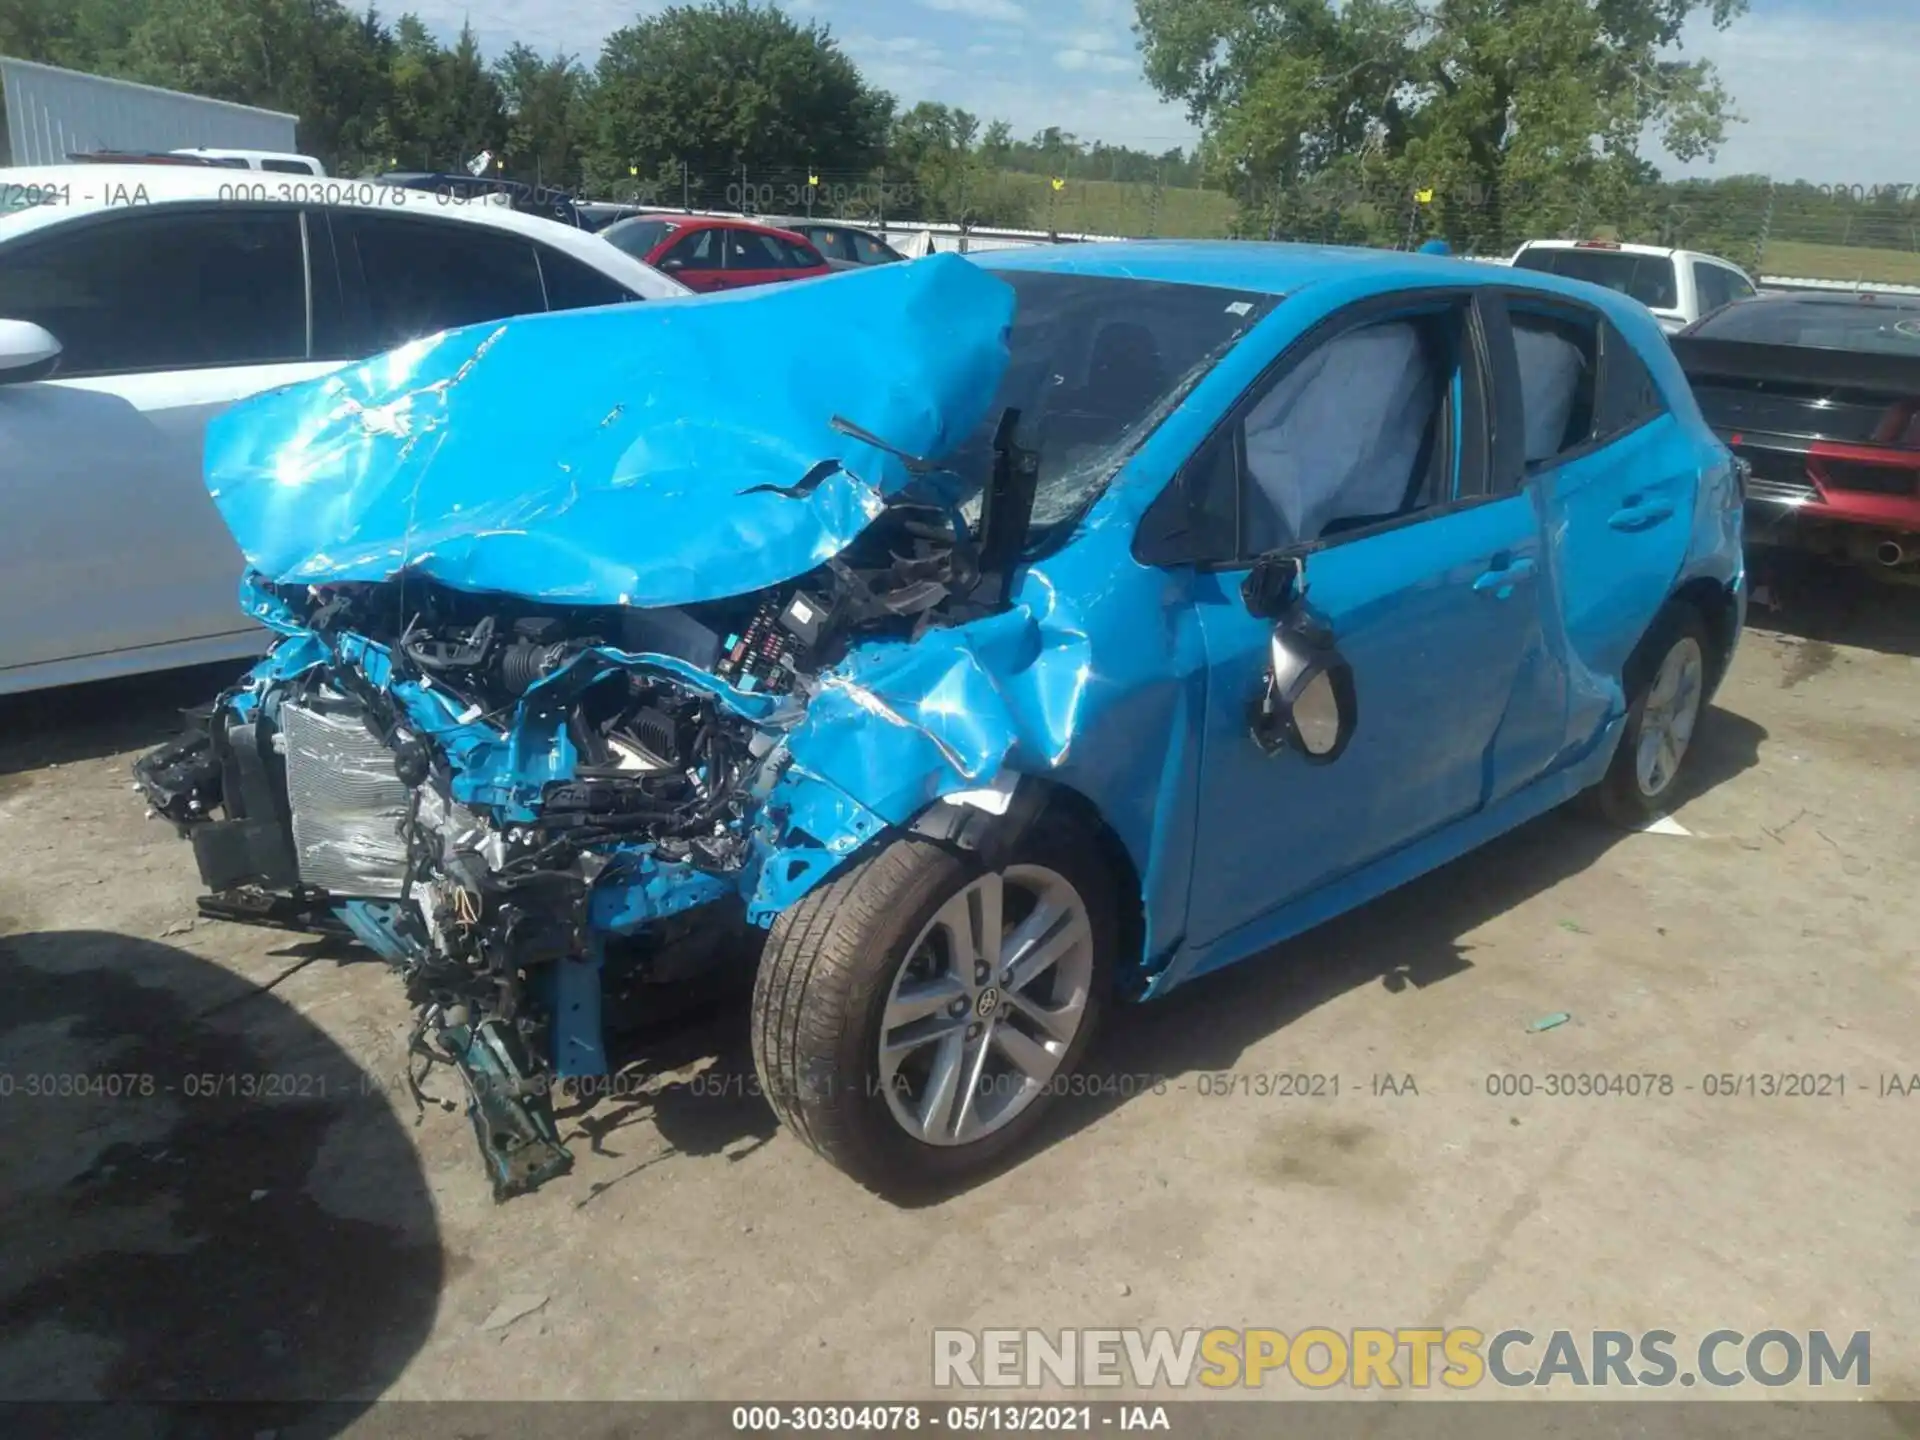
[1662,574,1741,701]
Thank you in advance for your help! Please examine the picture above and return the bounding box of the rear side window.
[660,227,719,270]
[601,218,673,258]
[261,158,316,175]
[0,207,305,376]
[537,247,638,311]
[1513,247,1679,312]
[1595,322,1667,437]
[728,230,798,269]
[331,212,545,351]
[1692,261,1750,316]
[1508,309,1598,469]
[805,227,851,259]
[851,231,902,264]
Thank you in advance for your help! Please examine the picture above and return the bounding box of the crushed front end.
[136,495,1008,1198]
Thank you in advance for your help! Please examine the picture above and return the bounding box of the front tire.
[1586,605,1712,827]
[751,812,1117,1198]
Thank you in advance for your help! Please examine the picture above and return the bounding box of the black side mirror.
[1240,550,1303,619]
[1249,611,1357,764]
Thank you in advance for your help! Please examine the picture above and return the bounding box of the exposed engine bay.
[135,438,1041,1201]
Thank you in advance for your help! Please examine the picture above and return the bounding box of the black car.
[1673,290,1920,571]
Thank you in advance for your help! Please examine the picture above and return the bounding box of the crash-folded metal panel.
[280,695,411,897]
[201,253,1016,610]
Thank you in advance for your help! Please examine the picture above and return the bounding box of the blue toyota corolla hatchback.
[138,242,1745,1199]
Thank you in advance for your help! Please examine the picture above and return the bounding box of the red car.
[598,214,831,293]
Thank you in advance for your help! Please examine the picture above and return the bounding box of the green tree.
[496,44,592,189]
[888,101,1032,227]
[376,17,506,173]
[1136,0,1750,251]
[583,0,892,191]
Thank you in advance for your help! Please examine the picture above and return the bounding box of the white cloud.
[912,0,1029,23]
[1663,11,1920,184]
[1057,49,1138,75]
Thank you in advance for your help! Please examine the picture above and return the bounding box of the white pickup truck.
[1508,240,1758,334]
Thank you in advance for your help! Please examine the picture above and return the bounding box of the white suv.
[1509,240,1758,333]
[0,166,689,695]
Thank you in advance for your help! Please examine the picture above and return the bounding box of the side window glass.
[1239,316,1452,553]
[1728,272,1756,301]
[662,228,718,270]
[1692,262,1726,314]
[809,228,850,260]
[729,231,783,269]
[337,215,544,351]
[850,231,893,264]
[537,247,638,311]
[1509,309,1598,470]
[0,208,305,376]
[1594,321,1668,438]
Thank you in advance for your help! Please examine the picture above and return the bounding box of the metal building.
[0,57,296,167]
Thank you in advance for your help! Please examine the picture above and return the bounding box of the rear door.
[0,204,340,679]
[1486,292,1693,765]
[722,228,805,288]
[1170,290,1553,954]
[324,209,549,348]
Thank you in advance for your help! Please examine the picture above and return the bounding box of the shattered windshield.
[946,271,1278,540]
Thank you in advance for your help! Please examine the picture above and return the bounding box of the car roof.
[0,164,689,299]
[975,239,1685,332]
[1515,238,1751,271]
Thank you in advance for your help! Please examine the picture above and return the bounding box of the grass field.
[1757,239,1920,284]
[996,172,1239,237]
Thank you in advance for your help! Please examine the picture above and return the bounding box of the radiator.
[279,694,412,897]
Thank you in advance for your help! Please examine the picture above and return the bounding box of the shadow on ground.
[992,703,1770,1196]
[539,706,1767,1209]
[0,930,442,1430]
[0,662,249,776]
[1747,548,1920,661]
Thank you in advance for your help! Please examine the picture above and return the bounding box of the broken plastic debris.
[480,1293,550,1331]
[1637,815,1692,836]
[1527,1012,1572,1033]
[250,1189,270,1201]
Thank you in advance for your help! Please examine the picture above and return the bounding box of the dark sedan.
[1673,290,1920,573]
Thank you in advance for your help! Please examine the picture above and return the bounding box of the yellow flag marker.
[809,173,821,186]
[629,165,639,177]
[1415,187,1435,204]
[1051,177,1065,191]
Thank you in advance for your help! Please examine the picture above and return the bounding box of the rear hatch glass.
[1513,247,1679,312]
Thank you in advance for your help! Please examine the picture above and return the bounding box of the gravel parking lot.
[2,557,1917,1415]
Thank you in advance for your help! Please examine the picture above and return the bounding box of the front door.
[0,205,335,677]
[1172,293,1552,951]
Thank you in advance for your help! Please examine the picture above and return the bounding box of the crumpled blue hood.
[204,253,1015,608]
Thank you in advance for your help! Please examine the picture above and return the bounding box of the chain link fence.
[579,163,1920,285]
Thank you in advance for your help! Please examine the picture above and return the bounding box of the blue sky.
[411,0,1920,184]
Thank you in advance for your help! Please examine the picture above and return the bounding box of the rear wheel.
[1587,606,1712,827]
[751,813,1116,1197]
